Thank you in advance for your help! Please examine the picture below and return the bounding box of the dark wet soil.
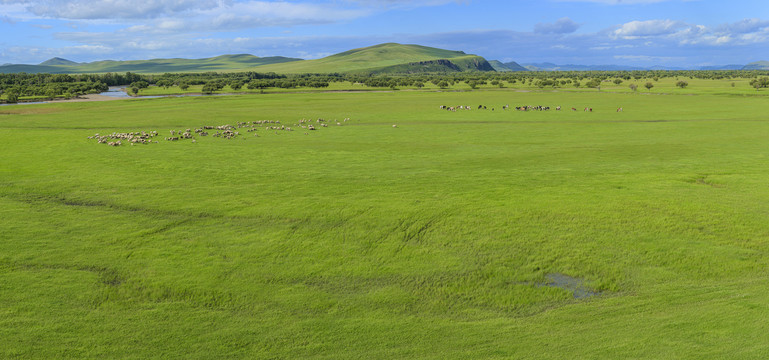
[543,273,600,299]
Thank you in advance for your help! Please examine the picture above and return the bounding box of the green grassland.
[2,85,769,358]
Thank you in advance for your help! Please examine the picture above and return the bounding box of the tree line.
[3,69,769,103]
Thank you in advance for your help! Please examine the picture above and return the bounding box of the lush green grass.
[2,86,769,358]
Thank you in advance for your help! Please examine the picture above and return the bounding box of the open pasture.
[2,89,769,358]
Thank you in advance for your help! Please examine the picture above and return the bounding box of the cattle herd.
[88,118,354,146]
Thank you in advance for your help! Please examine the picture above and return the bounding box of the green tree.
[45,88,58,99]
[629,83,638,92]
[585,79,601,89]
[676,80,688,89]
[202,82,218,94]
[179,82,190,91]
[247,80,271,90]
[230,81,244,91]
[645,82,654,91]
[437,81,449,89]
[749,77,769,90]
[6,89,19,103]
[156,80,172,88]
[130,81,149,89]
[613,79,623,85]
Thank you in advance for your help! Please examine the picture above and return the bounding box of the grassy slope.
[742,60,769,70]
[0,54,302,74]
[251,43,490,74]
[2,87,769,358]
[0,64,70,74]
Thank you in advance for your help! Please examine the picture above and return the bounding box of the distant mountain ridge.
[522,62,758,71]
[0,54,302,74]
[1,44,766,74]
[0,43,496,74]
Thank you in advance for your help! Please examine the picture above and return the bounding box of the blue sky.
[1,0,768,67]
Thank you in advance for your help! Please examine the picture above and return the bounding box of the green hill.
[742,61,769,70]
[0,64,70,74]
[489,60,528,72]
[39,57,79,66]
[251,43,496,74]
[0,54,302,74]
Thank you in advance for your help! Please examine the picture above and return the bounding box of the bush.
[202,83,218,94]
[6,90,19,103]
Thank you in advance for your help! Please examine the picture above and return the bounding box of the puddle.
[99,86,132,98]
[542,273,600,299]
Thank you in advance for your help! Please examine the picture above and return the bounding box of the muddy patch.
[685,174,724,188]
[542,273,600,299]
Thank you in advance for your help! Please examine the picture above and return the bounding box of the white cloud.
[203,2,368,29]
[1,0,449,24]
[553,0,674,4]
[343,0,467,9]
[534,17,580,34]
[613,54,684,63]
[26,0,219,20]
[612,19,685,39]
[720,18,769,34]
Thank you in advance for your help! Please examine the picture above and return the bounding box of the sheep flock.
[88,118,354,146]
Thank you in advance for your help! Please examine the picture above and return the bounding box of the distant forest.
[2,69,769,103]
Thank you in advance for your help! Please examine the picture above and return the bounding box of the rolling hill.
[39,57,80,66]
[250,43,495,74]
[742,61,769,70]
[0,54,302,74]
[0,43,498,74]
[489,60,527,72]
